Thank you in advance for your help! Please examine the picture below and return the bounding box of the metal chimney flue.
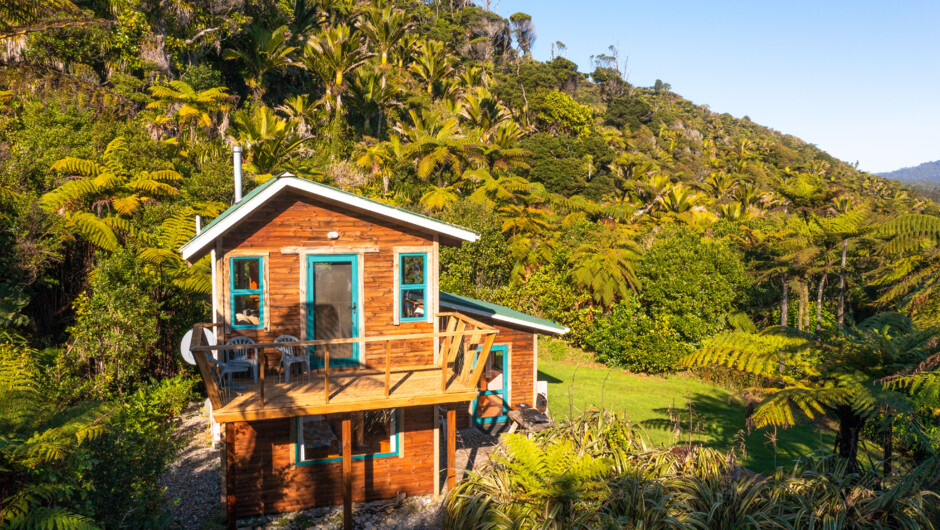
[195,215,202,235]
[233,145,243,203]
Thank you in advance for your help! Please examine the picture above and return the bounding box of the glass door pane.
[308,256,358,366]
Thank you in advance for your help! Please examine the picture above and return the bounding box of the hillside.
[878,160,940,181]
[2,1,940,525]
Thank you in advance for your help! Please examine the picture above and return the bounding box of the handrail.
[189,312,497,413]
[189,327,497,351]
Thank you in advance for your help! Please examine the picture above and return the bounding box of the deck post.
[226,423,237,530]
[342,415,353,530]
[384,340,391,398]
[259,349,265,409]
[433,405,441,497]
[446,405,456,491]
[324,345,331,404]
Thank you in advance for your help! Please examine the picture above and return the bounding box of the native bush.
[444,410,940,529]
[583,296,689,373]
[66,250,162,399]
[638,228,750,347]
[0,339,195,529]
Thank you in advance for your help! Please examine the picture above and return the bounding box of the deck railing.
[188,313,497,412]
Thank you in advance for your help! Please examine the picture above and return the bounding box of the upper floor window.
[399,253,427,322]
[231,257,264,329]
[296,409,399,464]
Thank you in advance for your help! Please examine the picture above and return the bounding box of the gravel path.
[159,402,223,529]
[159,406,507,529]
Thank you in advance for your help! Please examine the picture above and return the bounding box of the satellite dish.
[180,327,218,365]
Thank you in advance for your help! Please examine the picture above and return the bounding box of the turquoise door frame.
[306,254,360,368]
[471,344,510,426]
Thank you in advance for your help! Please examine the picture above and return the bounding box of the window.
[230,257,264,329]
[296,409,399,464]
[399,253,427,322]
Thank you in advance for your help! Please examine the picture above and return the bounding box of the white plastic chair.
[225,336,259,384]
[275,335,309,384]
[205,355,247,402]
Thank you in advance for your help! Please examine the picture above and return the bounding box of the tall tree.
[301,24,373,135]
[408,40,454,97]
[509,12,536,56]
[146,80,234,142]
[223,24,297,104]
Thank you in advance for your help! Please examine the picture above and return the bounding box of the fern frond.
[40,179,98,210]
[129,179,178,196]
[147,169,182,182]
[137,247,181,266]
[111,195,140,215]
[50,157,102,177]
[65,212,118,251]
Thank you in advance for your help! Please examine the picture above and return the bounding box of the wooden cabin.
[179,173,566,528]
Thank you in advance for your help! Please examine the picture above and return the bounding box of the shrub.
[0,339,195,529]
[67,250,162,399]
[533,90,594,138]
[583,297,689,373]
[638,228,749,347]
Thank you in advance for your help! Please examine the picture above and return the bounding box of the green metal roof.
[440,291,568,334]
[192,173,281,238]
[180,173,479,259]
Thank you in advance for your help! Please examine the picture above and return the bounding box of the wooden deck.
[191,312,497,423]
[212,366,478,422]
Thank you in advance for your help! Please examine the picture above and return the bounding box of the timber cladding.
[457,322,537,428]
[215,192,439,370]
[226,405,436,518]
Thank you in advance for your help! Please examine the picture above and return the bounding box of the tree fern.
[682,315,937,462]
[64,212,118,251]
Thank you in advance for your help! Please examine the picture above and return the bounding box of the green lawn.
[538,358,834,473]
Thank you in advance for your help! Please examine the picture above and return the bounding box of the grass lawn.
[537,357,835,473]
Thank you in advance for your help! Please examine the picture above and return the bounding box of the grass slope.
[538,358,834,473]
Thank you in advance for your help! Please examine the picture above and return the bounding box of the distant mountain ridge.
[877,160,940,182]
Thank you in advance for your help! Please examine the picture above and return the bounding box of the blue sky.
[491,1,940,173]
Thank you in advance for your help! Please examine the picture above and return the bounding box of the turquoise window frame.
[306,254,360,368]
[230,256,264,330]
[295,412,400,465]
[399,253,428,323]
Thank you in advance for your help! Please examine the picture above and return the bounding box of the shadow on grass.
[537,370,563,384]
[641,392,833,473]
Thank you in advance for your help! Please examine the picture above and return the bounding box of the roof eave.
[439,299,568,335]
[179,177,479,262]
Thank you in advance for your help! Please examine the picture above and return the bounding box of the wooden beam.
[467,333,496,386]
[324,345,331,404]
[342,415,353,530]
[226,423,237,530]
[259,351,265,409]
[447,320,467,363]
[212,390,480,423]
[433,405,440,497]
[439,315,458,363]
[192,330,222,409]
[446,405,456,491]
[435,311,493,331]
[384,340,391,398]
[281,245,380,255]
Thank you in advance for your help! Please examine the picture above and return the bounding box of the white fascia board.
[440,300,569,335]
[180,177,479,261]
[180,178,289,261]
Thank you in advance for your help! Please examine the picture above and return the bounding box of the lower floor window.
[297,409,399,464]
